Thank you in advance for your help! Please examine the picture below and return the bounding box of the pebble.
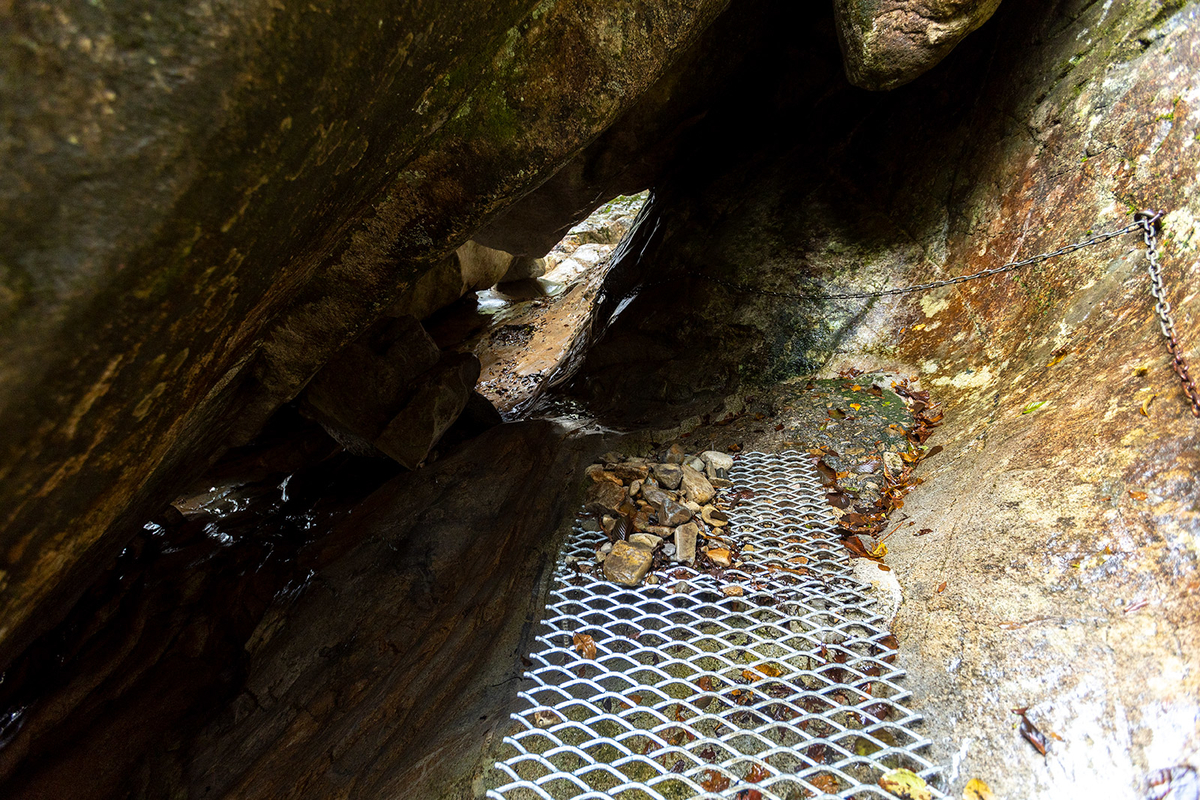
[707,547,732,567]
[680,464,715,505]
[883,451,903,474]
[663,443,686,464]
[674,522,699,562]
[701,450,734,479]
[629,479,642,497]
[651,463,684,490]
[601,515,617,534]
[603,541,653,586]
[662,543,677,557]
[684,456,705,473]
[701,505,728,527]
[599,541,613,553]
[585,480,626,515]
[611,463,649,482]
[629,533,662,549]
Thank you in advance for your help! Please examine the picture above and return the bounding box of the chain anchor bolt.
[1134,209,1164,235]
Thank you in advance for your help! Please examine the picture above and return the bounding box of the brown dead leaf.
[809,773,841,793]
[936,581,947,594]
[573,633,597,660]
[746,762,771,783]
[700,770,731,791]
[1129,490,1148,501]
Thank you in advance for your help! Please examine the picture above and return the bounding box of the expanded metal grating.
[486,451,944,799]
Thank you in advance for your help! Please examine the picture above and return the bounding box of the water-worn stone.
[701,505,728,527]
[701,451,734,479]
[585,481,626,516]
[680,464,715,505]
[603,541,653,586]
[674,523,699,563]
[651,463,684,490]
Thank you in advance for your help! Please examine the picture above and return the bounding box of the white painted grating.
[486,451,944,799]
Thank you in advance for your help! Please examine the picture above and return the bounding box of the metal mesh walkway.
[486,451,943,799]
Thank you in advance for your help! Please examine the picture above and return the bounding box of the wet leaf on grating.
[963,777,996,800]
[809,773,841,793]
[742,669,763,682]
[572,632,597,659]
[701,770,731,791]
[879,767,932,799]
[1012,707,1048,755]
[734,790,763,800]
[746,762,771,783]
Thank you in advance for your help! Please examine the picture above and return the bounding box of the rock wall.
[572,0,1200,794]
[0,0,730,673]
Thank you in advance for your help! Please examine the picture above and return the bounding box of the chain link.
[1137,211,1200,418]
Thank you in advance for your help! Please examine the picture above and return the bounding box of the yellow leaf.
[878,768,931,800]
[963,778,996,800]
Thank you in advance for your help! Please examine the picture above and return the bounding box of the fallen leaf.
[734,791,763,800]
[878,767,932,800]
[1141,394,1158,416]
[850,403,862,410]
[746,763,771,783]
[573,633,597,660]
[829,408,847,420]
[532,709,562,727]
[851,384,863,391]
[808,773,841,793]
[1022,400,1048,415]
[963,777,996,800]
[756,663,783,678]
[915,528,933,536]
[742,669,763,682]
[1013,707,1049,755]
[700,770,731,791]
[696,676,714,692]
[924,445,943,459]
[1129,490,1148,501]
[936,581,947,594]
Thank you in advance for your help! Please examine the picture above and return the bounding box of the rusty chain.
[1136,210,1200,418]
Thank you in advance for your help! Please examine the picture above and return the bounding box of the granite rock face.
[833,0,1003,89]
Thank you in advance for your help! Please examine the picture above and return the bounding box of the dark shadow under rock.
[169,419,605,800]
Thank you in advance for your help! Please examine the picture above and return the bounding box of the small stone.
[684,456,705,473]
[651,463,684,490]
[646,575,660,585]
[711,477,733,488]
[603,541,653,586]
[681,464,715,505]
[721,585,744,597]
[601,515,617,534]
[683,499,702,513]
[707,547,732,567]
[701,505,728,527]
[586,464,623,484]
[663,443,686,464]
[662,543,677,557]
[611,462,650,482]
[629,479,642,497]
[658,497,693,526]
[595,550,606,563]
[633,509,654,532]
[581,516,602,532]
[675,522,699,562]
[585,480,626,515]
[647,525,674,537]
[629,533,662,549]
[701,450,734,479]
[599,542,613,553]
[883,451,903,474]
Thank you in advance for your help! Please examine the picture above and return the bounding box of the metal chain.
[699,221,1143,301]
[1137,210,1200,418]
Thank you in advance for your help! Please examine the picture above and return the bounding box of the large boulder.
[0,0,731,671]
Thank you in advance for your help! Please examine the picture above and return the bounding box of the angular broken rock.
[610,462,650,482]
[675,522,699,563]
[701,450,734,480]
[680,464,715,505]
[707,548,732,568]
[629,533,662,549]
[603,541,653,586]
[651,462,684,490]
[663,443,686,464]
[585,480,626,515]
